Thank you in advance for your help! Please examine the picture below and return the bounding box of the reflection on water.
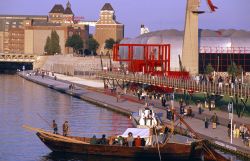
[41,152,136,161]
[0,75,133,161]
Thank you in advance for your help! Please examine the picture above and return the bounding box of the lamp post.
[228,102,233,144]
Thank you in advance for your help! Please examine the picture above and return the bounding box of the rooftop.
[49,4,65,13]
[0,15,47,18]
[101,3,114,11]
[64,7,73,15]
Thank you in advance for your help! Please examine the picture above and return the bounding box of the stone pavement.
[18,71,250,157]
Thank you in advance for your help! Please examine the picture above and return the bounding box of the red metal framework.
[113,44,171,76]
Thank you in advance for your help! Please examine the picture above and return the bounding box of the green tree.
[205,63,214,75]
[43,30,61,55]
[87,35,99,54]
[44,36,51,54]
[50,30,61,54]
[104,38,116,51]
[227,62,243,77]
[65,34,83,54]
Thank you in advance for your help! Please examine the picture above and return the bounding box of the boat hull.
[37,132,203,161]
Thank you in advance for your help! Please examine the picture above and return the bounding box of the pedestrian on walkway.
[116,91,120,102]
[227,121,231,137]
[161,96,166,107]
[210,113,218,129]
[197,100,202,114]
[204,117,209,128]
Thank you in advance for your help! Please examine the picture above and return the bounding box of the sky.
[0,0,249,38]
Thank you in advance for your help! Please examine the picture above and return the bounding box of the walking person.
[52,120,58,134]
[116,92,121,102]
[210,113,218,129]
[204,117,209,129]
[227,121,231,137]
[197,100,202,114]
[62,121,69,136]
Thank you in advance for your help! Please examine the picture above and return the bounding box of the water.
[0,74,246,161]
[0,74,133,161]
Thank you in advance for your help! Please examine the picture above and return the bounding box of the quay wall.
[34,55,119,76]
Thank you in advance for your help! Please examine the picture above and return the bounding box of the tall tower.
[182,0,200,75]
[63,0,74,24]
[94,3,124,54]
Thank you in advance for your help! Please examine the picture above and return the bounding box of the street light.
[228,102,233,144]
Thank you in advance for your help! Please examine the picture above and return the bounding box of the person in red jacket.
[134,135,142,147]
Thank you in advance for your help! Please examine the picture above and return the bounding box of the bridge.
[0,54,37,63]
[97,71,250,99]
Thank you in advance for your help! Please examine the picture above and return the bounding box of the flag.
[206,0,218,12]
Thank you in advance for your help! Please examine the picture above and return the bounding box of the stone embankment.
[34,55,119,76]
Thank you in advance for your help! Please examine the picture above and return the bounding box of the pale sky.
[0,0,249,38]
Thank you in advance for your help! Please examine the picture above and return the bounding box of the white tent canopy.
[120,128,149,138]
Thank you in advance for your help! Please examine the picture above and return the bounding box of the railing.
[200,46,250,54]
[0,54,37,62]
[97,71,250,98]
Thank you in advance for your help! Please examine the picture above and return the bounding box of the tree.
[205,63,214,75]
[44,36,51,54]
[87,35,99,54]
[43,30,61,55]
[105,38,116,51]
[50,30,61,54]
[227,62,243,77]
[65,34,83,54]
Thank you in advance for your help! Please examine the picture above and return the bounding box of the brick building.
[94,3,124,54]
[0,1,88,55]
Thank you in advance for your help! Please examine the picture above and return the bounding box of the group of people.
[195,74,245,91]
[69,83,76,90]
[89,132,146,147]
[203,113,218,129]
[227,123,250,146]
[52,120,69,136]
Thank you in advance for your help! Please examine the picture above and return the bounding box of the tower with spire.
[63,0,74,24]
[48,0,74,24]
[94,3,124,54]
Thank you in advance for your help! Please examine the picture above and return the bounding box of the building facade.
[0,1,88,55]
[120,29,250,73]
[0,15,47,53]
[94,3,124,54]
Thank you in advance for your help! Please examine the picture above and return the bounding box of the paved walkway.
[19,71,250,158]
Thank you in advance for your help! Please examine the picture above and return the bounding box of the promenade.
[18,71,250,159]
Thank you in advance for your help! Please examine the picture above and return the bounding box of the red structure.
[113,44,171,76]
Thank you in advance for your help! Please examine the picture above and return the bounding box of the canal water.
[0,74,245,161]
[0,74,134,161]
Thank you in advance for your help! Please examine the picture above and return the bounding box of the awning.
[120,128,149,138]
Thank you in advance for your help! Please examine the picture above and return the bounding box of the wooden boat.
[23,125,204,161]
[131,108,230,161]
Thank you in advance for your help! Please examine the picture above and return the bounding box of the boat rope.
[154,126,162,161]
[175,113,217,161]
[163,124,175,143]
[37,113,52,129]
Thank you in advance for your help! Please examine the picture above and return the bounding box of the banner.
[206,0,218,12]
